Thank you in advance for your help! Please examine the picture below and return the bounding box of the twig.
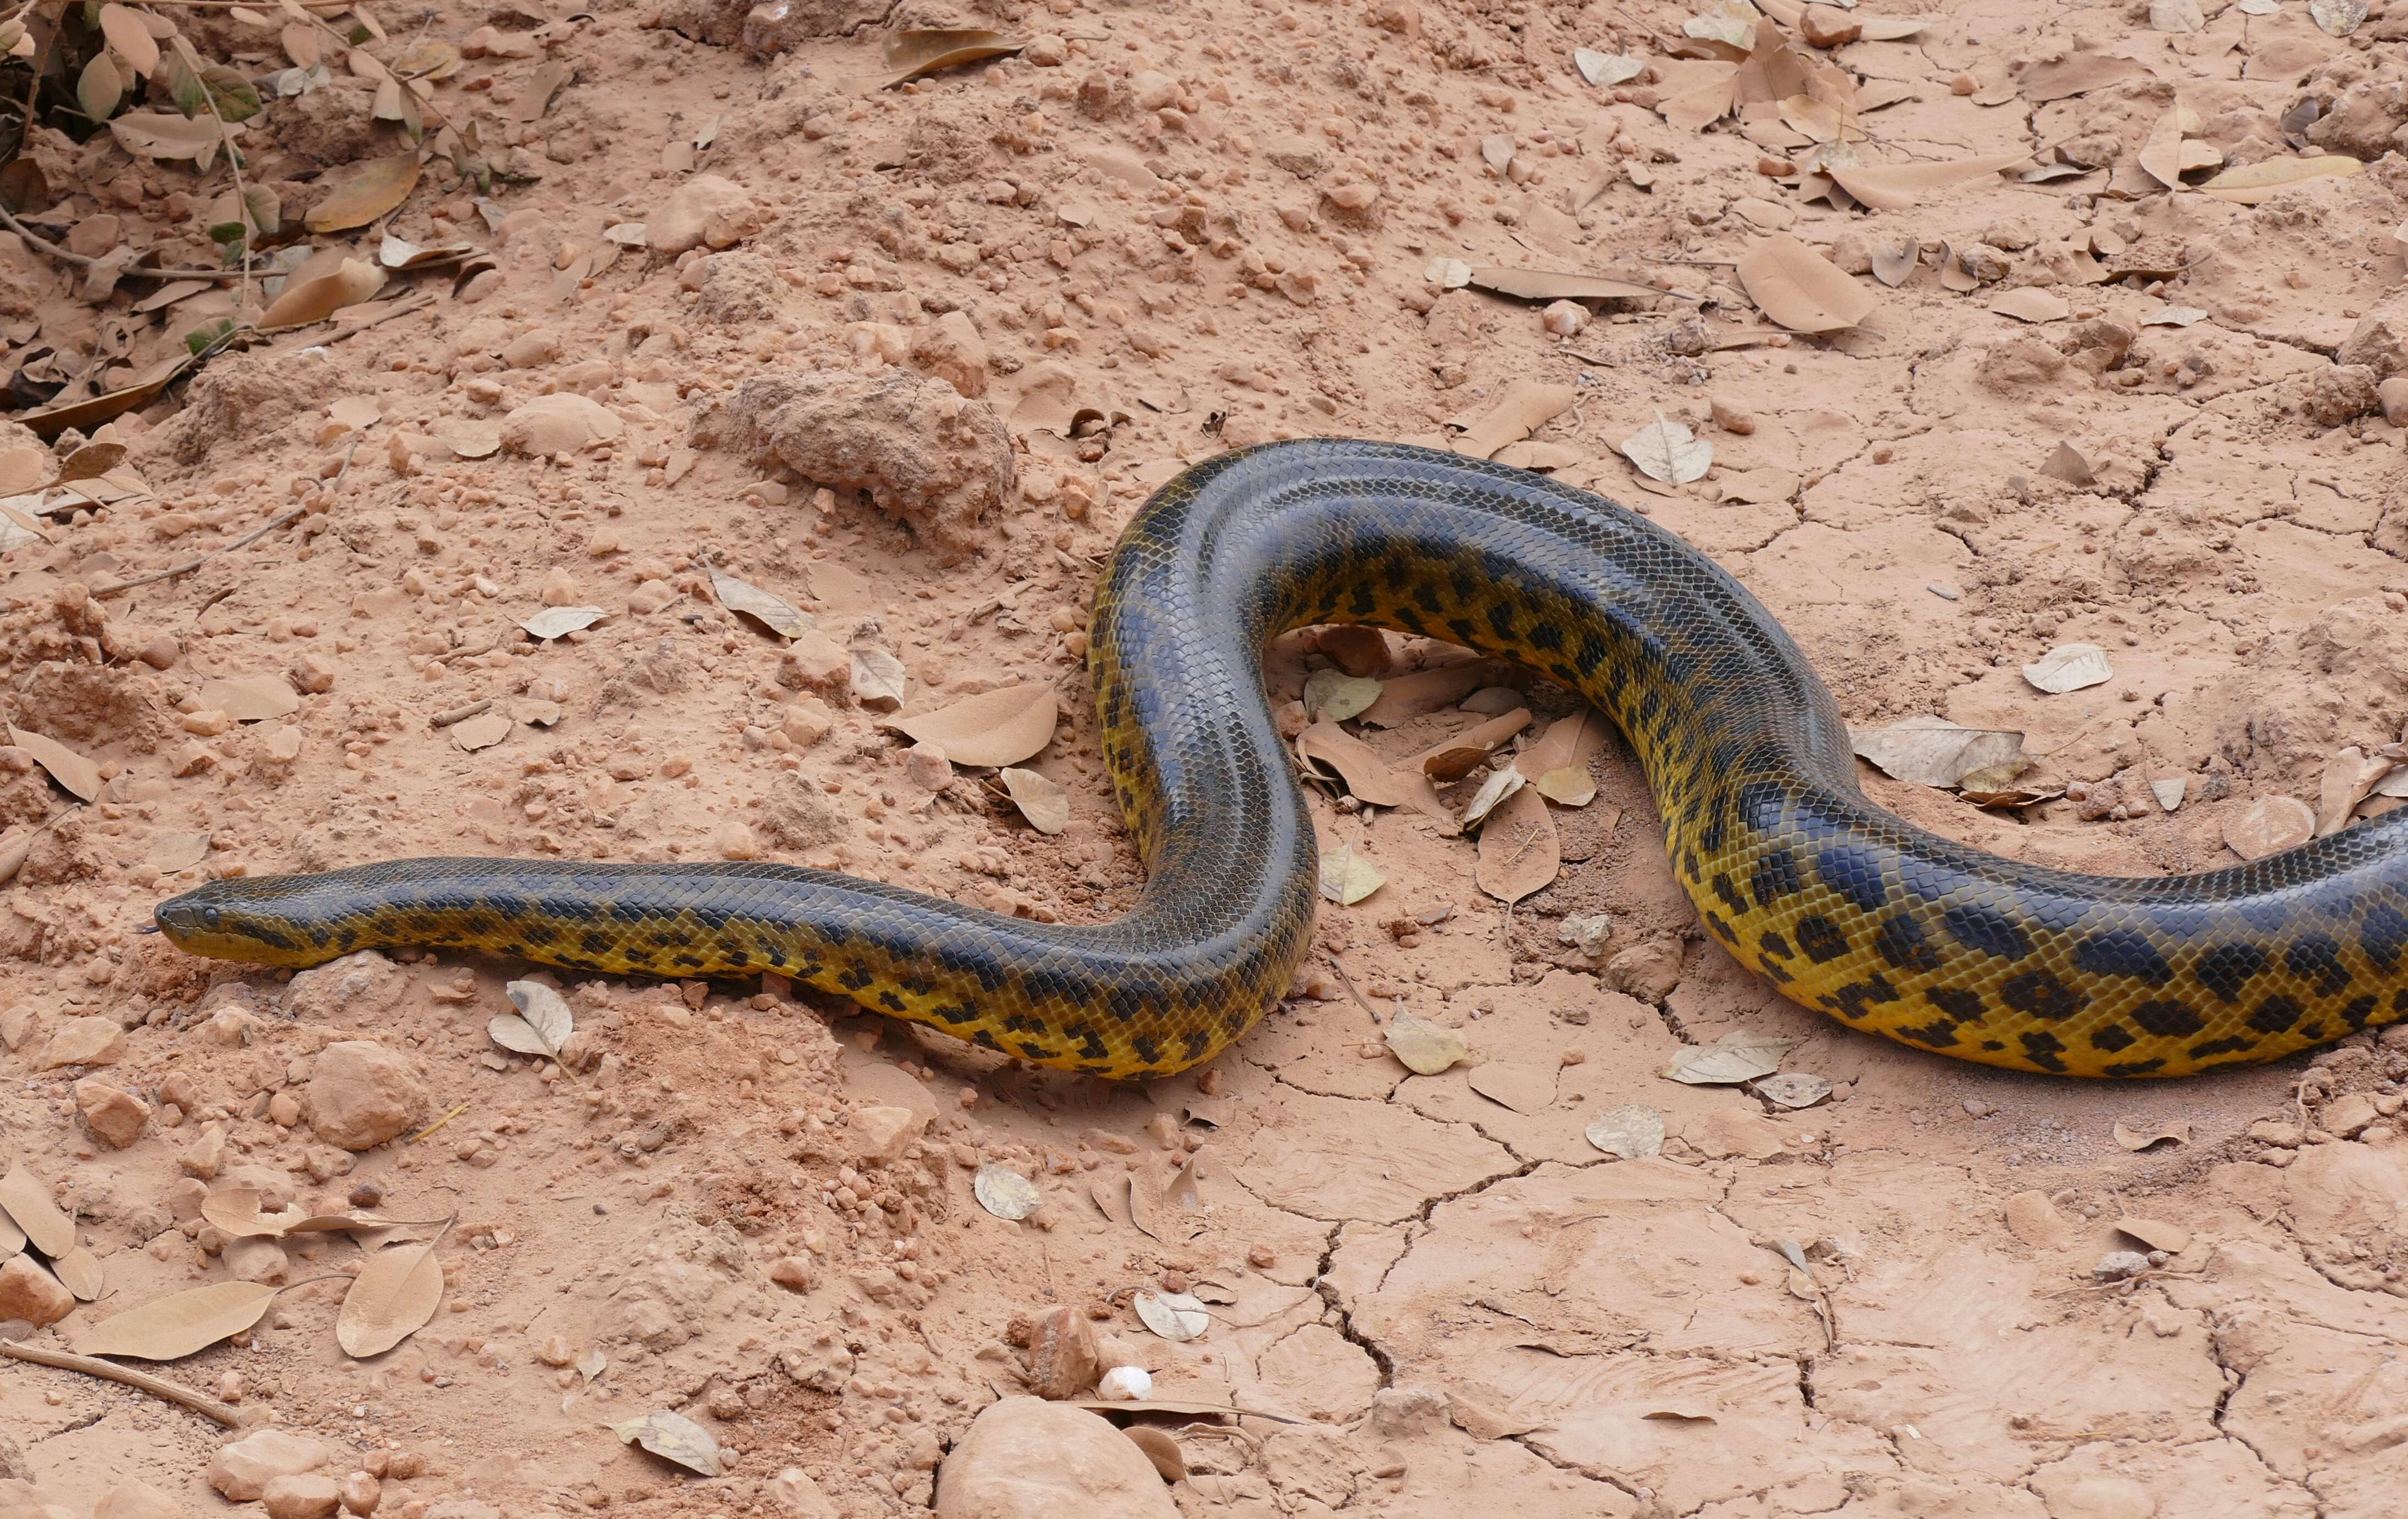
[428,698,493,728]
[0,1340,243,1427]
[317,293,436,344]
[88,505,304,598]
[408,1100,470,1143]
[171,20,255,315]
[0,203,246,282]
[1322,954,1384,1027]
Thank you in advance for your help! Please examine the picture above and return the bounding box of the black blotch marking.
[2102,1058,2167,1077]
[1132,1033,1162,1066]
[1816,843,1893,914]
[1712,873,1748,917]
[2001,970,2087,1021]
[2071,930,2172,985]
[581,930,612,955]
[1002,1012,1045,1035]
[1925,986,1986,1022]
[2188,1034,2255,1060]
[1067,1024,1110,1061]
[1828,975,1900,1021]
[1012,1041,1049,1061]
[1182,1030,1212,1060]
[1529,621,1564,652]
[1759,930,1794,959]
[934,1003,979,1026]
[2130,1000,2205,1038]
[522,922,559,946]
[2019,1031,2068,1072]
[1893,1018,1961,1048]
[1107,984,1151,1024]
[1871,912,1941,973]
[1486,603,1517,641]
[1704,910,1736,945]
[1794,915,1850,963]
[2246,994,2304,1035]
[2089,1024,2138,1053]
[2194,943,2267,1004]
[2342,994,2379,1031]
[671,953,704,969]
[2360,904,2408,973]
[838,966,876,992]
[1942,901,2033,962]
[2284,934,2352,998]
[877,991,906,1012]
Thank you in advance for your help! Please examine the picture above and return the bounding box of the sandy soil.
[7,0,2408,1516]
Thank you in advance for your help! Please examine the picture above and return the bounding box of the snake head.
[153,878,322,965]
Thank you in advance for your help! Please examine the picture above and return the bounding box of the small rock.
[1023,35,1067,67]
[180,1123,228,1178]
[1558,913,1614,961]
[2003,1189,2075,1249]
[782,697,835,747]
[1799,3,1861,46]
[1601,934,1684,1002]
[652,174,765,255]
[499,393,624,457]
[208,1431,332,1503]
[912,310,989,399]
[500,330,559,369]
[222,1236,291,1284]
[1130,70,1178,110]
[36,1015,125,1069]
[262,1475,342,1519]
[766,1468,838,1519]
[74,1078,151,1148]
[95,1482,188,1519]
[1540,300,1587,337]
[0,1255,73,1327]
[2322,1092,2381,1138]
[2308,363,2381,427]
[778,633,851,695]
[0,1005,42,1051]
[2092,1250,2151,1281]
[768,1256,811,1290]
[2378,376,2408,427]
[1710,397,1758,435]
[1022,1306,1102,1399]
[2248,1119,2304,1148]
[938,1398,1177,1517]
[904,743,951,791]
[337,1473,380,1517]
[850,1105,926,1164]
[306,1041,428,1151]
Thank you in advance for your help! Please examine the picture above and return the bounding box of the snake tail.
[156,440,2408,1078]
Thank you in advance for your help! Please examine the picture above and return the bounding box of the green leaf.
[162,54,207,118]
[243,183,280,237]
[202,65,263,122]
[183,317,237,357]
[77,52,125,123]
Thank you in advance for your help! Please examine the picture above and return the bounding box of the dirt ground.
[7,0,2408,1515]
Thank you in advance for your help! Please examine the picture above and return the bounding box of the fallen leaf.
[2150,777,2187,813]
[450,711,512,752]
[1456,381,1575,459]
[1302,670,1383,723]
[1826,153,2028,210]
[1754,1072,1832,1109]
[2142,305,2209,328]
[520,605,607,641]
[1779,94,1859,145]
[336,1229,448,1357]
[0,1162,75,1259]
[1735,233,1877,332]
[2112,1119,2190,1151]
[1317,842,1385,906]
[58,442,126,483]
[0,830,26,887]
[1423,256,1472,288]
[305,153,422,233]
[2225,795,2315,860]
[1458,765,1526,829]
[328,396,382,430]
[2022,643,2112,694]
[1475,785,1559,904]
[145,831,211,873]
[512,59,567,120]
[1467,1062,1556,1114]
[2019,54,2148,104]
[1414,710,1530,781]
[2316,746,2393,837]
[198,674,301,721]
[577,1346,606,1382]
[1296,722,1422,809]
[973,1164,1041,1220]
[1620,413,1714,484]
[612,1410,723,1477]
[2138,107,2187,191]
[98,5,160,74]
[1575,48,1646,86]
[882,28,1028,87]
[439,419,501,459]
[1858,17,1926,37]
[490,980,573,1063]
[1991,288,2070,322]
[7,725,102,802]
[73,1279,281,1360]
[999,767,1069,833]
[1848,717,2024,788]
[2039,441,2095,486]
[52,1246,102,1300]
[1385,1012,1468,1075]
[1585,1104,1665,1159]
[1133,1289,1211,1342]
[110,111,242,168]
[2310,0,2367,35]
[850,647,907,711]
[2197,154,2364,204]
[79,53,126,122]
[885,683,1056,767]
[257,258,385,330]
[1467,268,1658,304]
[2150,0,2204,29]
[1664,1030,1792,1085]
[2116,1216,2192,1254]
[1534,766,1595,806]
[14,354,196,441]
[1516,710,1606,786]
[1716,466,1801,504]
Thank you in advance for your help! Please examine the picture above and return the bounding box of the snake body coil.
[158,440,2408,1078]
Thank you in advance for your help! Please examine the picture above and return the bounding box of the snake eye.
[202,906,222,930]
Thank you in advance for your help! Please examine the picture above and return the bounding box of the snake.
[153,439,2408,1079]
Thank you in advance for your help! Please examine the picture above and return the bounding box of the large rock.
[93,1482,187,1519]
[207,1431,330,1503]
[261,1475,341,1519]
[934,1397,1177,1519]
[911,311,989,399]
[693,368,1014,563]
[305,1041,426,1150]
[0,1255,73,1327]
[74,1077,151,1148]
[36,1015,125,1069]
[651,174,766,255]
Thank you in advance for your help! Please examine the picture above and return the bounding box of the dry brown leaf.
[2040,441,2096,486]
[1825,153,2030,211]
[520,606,607,641]
[1296,722,1423,809]
[1476,784,1559,904]
[885,683,1056,767]
[53,1245,103,1300]
[7,724,102,802]
[1735,234,1876,333]
[305,153,422,233]
[450,711,512,753]
[1515,709,1605,786]
[99,4,161,75]
[14,355,194,442]
[1658,62,1739,132]
[613,1410,724,1477]
[2112,1119,2190,1151]
[850,647,907,711]
[999,767,1069,834]
[198,674,301,721]
[2019,54,2147,103]
[1385,1012,1468,1074]
[1991,288,2070,323]
[0,1162,75,1257]
[1456,381,1575,460]
[336,1226,449,1357]
[2022,643,2112,694]
[1358,661,1512,727]
[73,1280,281,1360]
[109,112,237,167]
[1467,1062,1556,1115]
[2316,745,2394,837]
[1413,709,1531,781]
[881,28,1028,87]
[257,258,385,330]
[1848,717,2024,788]
[1317,842,1385,906]
[1466,268,1658,303]
[2225,796,2314,860]
[144,830,211,873]
[2137,108,2186,191]
[1620,413,1714,483]
[512,59,567,121]
[2196,154,2365,204]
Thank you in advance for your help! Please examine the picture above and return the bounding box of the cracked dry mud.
[8,0,2408,1517]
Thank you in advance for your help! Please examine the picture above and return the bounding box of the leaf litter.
[613,1410,724,1477]
[1664,1031,1792,1085]
[74,1281,283,1360]
[336,1217,453,1357]
[704,560,813,640]
[1385,1011,1468,1075]
[1586,1104,1666,1159]
[489,980,574,1067]
[887,683,1057,767]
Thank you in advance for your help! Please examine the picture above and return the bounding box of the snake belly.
[155,439,2408,1078]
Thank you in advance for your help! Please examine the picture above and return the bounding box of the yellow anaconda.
[157,440,2408,1078]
